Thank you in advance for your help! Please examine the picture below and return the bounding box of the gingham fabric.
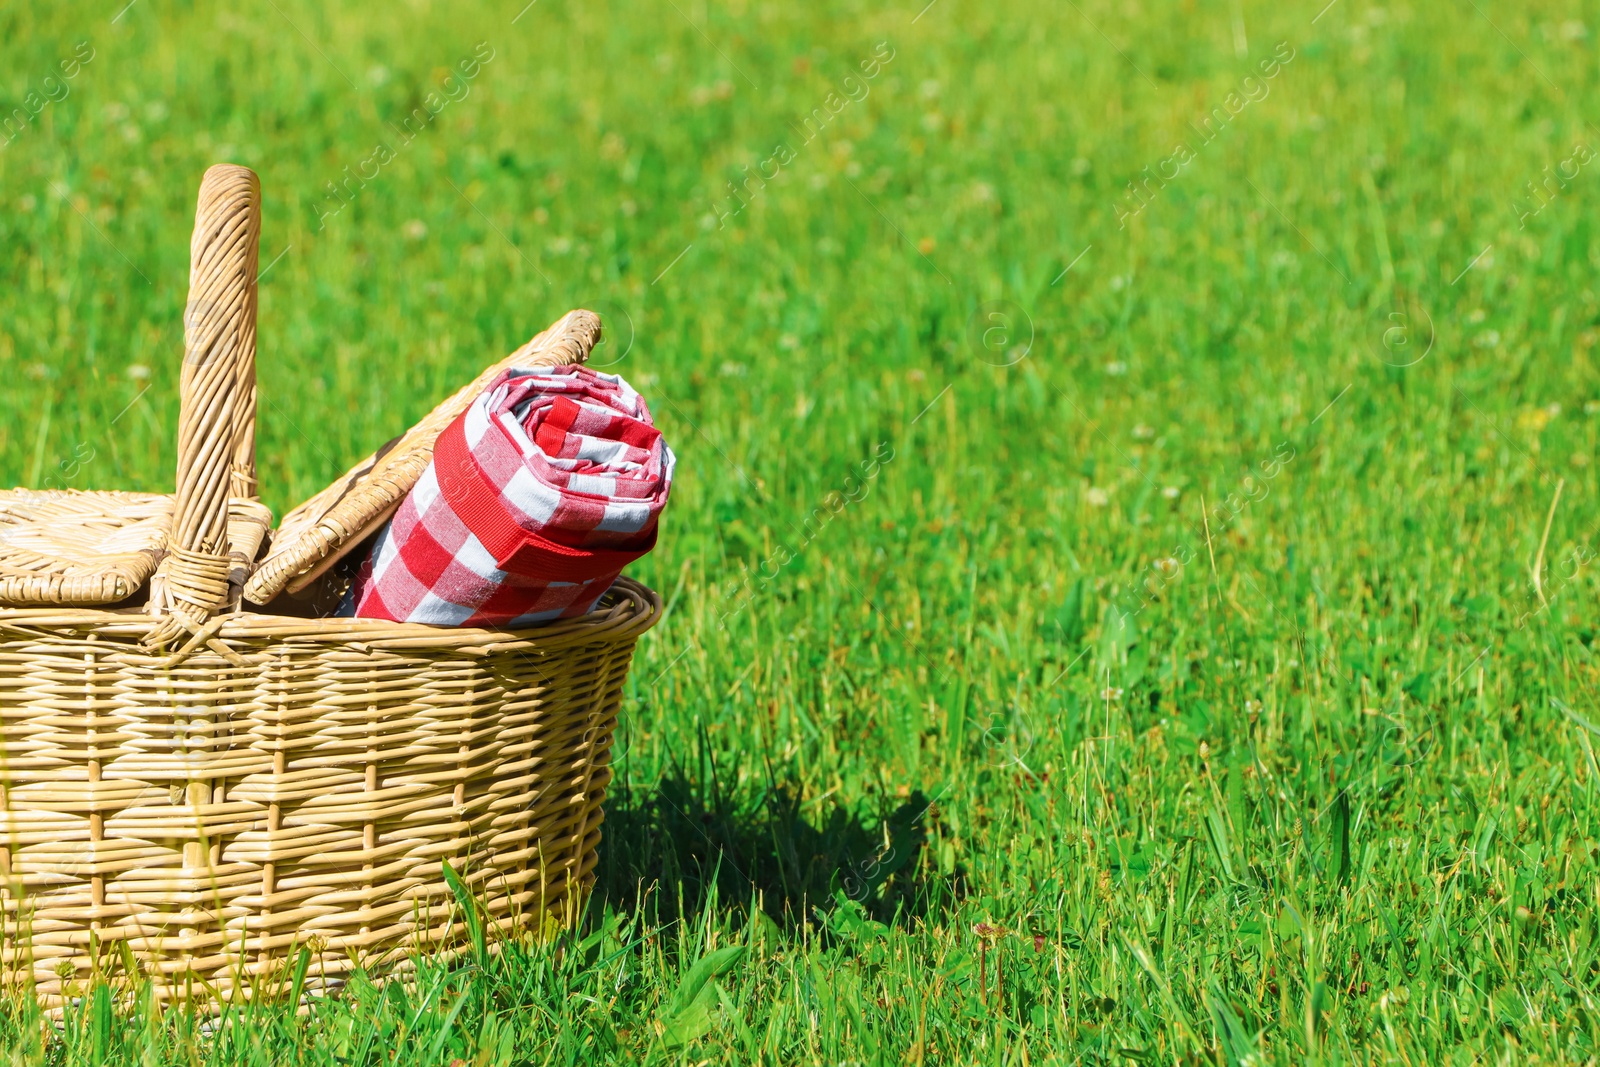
[348,365,674,627]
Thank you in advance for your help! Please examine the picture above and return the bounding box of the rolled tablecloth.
[349,365,674,626]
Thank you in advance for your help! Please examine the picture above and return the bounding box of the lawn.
[4,0,1600,1062]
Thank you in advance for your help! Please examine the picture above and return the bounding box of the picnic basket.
[0,165,661,1007]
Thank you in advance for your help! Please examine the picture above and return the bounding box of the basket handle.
[147,164,261,640]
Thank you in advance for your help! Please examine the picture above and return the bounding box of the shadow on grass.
[595,764,956,931]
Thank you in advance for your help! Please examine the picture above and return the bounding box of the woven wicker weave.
[0,166,660,1008]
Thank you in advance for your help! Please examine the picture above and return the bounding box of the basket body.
[0,578,658,1007]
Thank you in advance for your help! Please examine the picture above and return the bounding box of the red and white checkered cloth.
[348,365,674,627]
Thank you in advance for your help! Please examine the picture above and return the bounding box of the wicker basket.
[0,166,661,1007]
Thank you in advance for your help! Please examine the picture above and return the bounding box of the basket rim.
[0,575,660,654]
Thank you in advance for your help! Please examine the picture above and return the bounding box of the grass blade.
[442,860,487,966]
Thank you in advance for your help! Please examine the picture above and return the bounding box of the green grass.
[5,0,1600,1062]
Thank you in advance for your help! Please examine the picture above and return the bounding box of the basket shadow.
[593,772,954,931]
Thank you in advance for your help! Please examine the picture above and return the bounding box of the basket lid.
[0,491,271,608]
[242,309,603,605]
[0,490,172,606]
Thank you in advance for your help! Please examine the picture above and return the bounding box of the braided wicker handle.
[147,165,261,641]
